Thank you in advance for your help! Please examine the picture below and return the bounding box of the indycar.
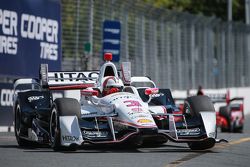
[211,91,244,133]
[13,53,226,151]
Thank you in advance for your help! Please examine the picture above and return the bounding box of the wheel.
[219,106,230,132]
[50,98,81,151]
[188,138,216,150]
[184,96,215,117]
[15,102,35,147]
[233,126,243,133]
[183,96,216,150]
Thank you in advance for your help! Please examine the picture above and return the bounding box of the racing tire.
[219,106,231,132]
[15,102,36,147]
[233,126,243,133]
[50,98,81,151]
[183,96,216,150]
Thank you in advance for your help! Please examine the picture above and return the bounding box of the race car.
[211,91,244,133]
[13,53,226,151]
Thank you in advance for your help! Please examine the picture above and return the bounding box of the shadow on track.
[19,143,218,154]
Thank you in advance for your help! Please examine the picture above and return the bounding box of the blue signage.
[102,20,121,62]
[0,83,13,126]
[0,0,61,78]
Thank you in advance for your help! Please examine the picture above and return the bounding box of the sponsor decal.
[177,128,200,136]
[131,108,143,112]
[127,109,145,116]
[27,95,44,102]
[208,132,216,138]
[109,95,133,103]
[50,72,99,82]
[82,130,108,137]
[130,114,149,119]
[124,100,142,107]
[151,93,164,98]
[137,119,152,123]
[62,135,79,142]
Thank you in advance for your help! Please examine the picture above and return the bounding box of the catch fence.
[61,0,250,90]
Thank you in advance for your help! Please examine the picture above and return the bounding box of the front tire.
[184,96,216,150]
[50,98,81,151]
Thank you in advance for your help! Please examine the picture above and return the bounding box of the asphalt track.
[0,116,250,167]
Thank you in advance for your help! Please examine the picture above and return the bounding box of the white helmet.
[101,76,123,96]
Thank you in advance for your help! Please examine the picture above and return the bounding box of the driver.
[102,76,123,96]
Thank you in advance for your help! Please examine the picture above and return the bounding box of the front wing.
[58,111,221,147]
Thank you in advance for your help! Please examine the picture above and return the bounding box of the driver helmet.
[102,76,123,96]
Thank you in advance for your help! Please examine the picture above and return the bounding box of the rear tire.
[219,106,230,132]
[184,96,216,150]
[50,98,81,151]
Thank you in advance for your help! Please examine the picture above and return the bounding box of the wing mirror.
[121,62,131,85]
[145,88,159,95]
[81,89,99,97]
[144,88,159,103]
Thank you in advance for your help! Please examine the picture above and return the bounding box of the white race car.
[13,53,226,151]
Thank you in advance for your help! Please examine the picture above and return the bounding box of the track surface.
[1,116,250,167]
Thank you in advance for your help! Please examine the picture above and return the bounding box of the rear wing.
[40,64,99,89]
[205,91,244,104]
[40,63,132,90]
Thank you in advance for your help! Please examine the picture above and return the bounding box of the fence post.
[74,0,80,70]
[87,0,94,70]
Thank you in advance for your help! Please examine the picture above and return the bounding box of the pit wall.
[172,87,250,115]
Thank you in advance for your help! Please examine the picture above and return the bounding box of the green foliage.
[144,0,245,21]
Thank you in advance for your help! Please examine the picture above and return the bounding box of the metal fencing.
[61,0,250,90]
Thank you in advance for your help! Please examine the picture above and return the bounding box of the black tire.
[184,96,215,117]
[183,96,216,150]
[188,138,216,151]
[219,106,230,132]
[15,102,35,147]
[233,126,243,133]
[50,98,81,151]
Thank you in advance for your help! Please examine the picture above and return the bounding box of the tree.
[144,0,245,22]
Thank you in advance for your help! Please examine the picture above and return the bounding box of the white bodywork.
[200,112,216,138]
[81,92,156,128]
[60,116,84,146]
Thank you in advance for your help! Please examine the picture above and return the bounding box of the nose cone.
[117,97,157,128]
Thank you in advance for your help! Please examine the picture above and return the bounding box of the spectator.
[197,85,204,95]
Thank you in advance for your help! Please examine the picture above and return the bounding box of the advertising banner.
[0,0,61,78]
[0,83,13,126]
[102,20,121,62]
